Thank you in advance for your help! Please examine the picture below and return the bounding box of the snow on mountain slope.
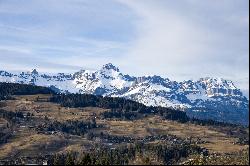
[0,63,248,124]
[119,76,189,109]
[72,63,134,95]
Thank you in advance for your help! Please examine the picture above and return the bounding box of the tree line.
[37,119,100,136]
[50,94,189,122]
[48,142,206,165]
[0,83,247,130]
[0,82,54,100]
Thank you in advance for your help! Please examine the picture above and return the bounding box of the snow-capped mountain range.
[0,63,249,125]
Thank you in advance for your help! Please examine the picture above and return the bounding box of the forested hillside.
[0,83,248,165]
[0,82,55,100]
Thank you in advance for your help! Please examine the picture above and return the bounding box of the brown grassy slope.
[0,94,248,160]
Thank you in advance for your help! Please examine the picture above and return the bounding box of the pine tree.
[80,153,92,165]
[65,153,75,165]
[53,154,61,165]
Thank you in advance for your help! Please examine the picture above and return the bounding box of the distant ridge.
[0,63,249,125]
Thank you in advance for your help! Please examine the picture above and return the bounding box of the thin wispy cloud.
[116,0,249,96]
[0,0,135,71]
[0,0,248,96]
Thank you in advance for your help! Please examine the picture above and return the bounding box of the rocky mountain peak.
[0,64,248,125]
[101,63,120,72]
[31,69,39,75]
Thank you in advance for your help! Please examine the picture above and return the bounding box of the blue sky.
[0,0,249,96]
